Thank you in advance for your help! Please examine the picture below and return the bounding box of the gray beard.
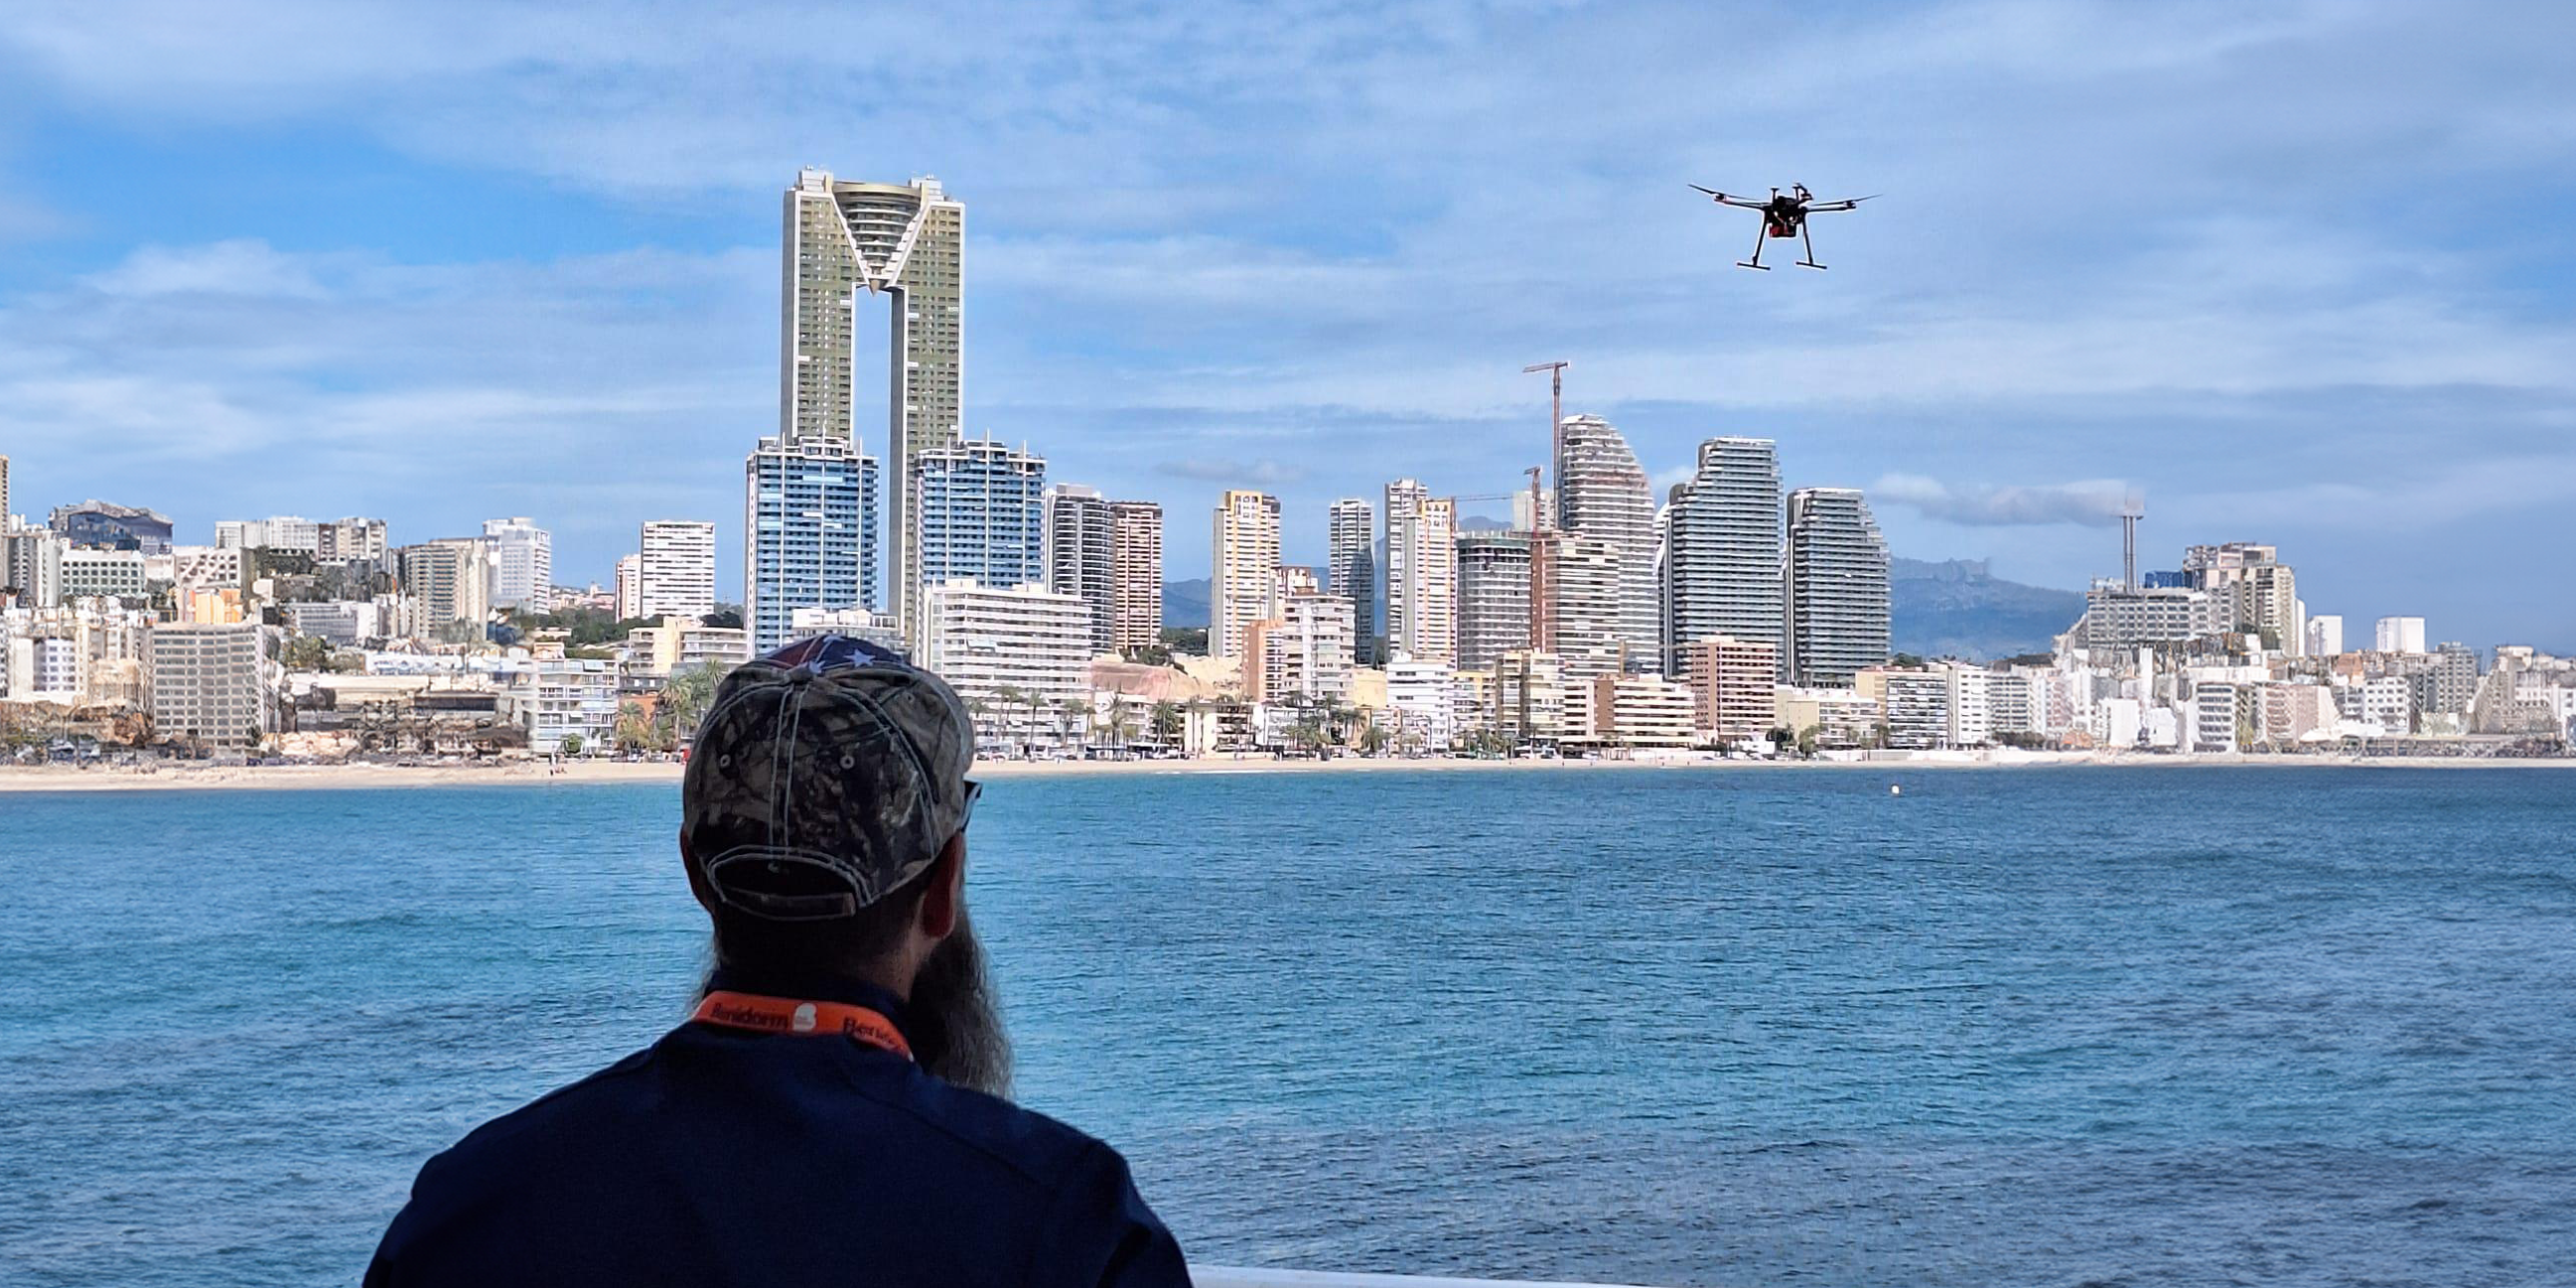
[907,909,1013,1097]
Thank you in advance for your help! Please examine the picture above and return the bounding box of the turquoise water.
[3,767,2573,1287]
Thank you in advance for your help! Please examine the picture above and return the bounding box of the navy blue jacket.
[367,971,1191,1287]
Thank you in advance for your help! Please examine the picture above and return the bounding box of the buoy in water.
[1889,785,1902,795]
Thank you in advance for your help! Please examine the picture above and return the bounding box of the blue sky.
[2,1,2571,645]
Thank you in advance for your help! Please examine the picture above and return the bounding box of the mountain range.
[1161,556,2083,663]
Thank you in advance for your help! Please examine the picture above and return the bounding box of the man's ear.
[917,832,965,940]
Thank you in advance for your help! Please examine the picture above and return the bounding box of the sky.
[0,0,2570,645]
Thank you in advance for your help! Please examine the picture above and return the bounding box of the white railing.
[1194,1269,1671,1288]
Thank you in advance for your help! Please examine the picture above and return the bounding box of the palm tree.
[659,662,727,748]
[1052,698,1084,754]
[1289,705,1328,756]
[1358,721,1389,756]
[1107,705,1137,757]
[991,685,1031,757]
[614,699,655,754]
[1150,699,1183,750]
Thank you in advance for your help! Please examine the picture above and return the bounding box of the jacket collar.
[699,965,916,1049]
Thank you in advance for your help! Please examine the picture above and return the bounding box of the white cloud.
[1870,475,2136,527]
[3,0,2574,641]
[1159,458,1307,487]
[0,240,772,566]
[84,240,332,299]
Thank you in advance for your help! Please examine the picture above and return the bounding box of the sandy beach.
[2,749,2571,792]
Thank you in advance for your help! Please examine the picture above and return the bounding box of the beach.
[2,749,2570,791]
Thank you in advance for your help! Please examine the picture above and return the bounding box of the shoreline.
[4,750,2573,792]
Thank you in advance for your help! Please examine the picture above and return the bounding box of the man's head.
[677,636,1009,1093]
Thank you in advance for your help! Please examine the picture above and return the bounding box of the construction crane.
[1522,360,1568,479]
[1448,467,1548,532]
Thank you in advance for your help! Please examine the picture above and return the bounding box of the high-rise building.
[782,169,963,632]
[918,579,1089,751]
[1661,437,1784,677]
[481,517,553,610]
[1385,656,1462,751]
[316,517,388,565]
[395,539,495,641]
[1685,635,1782,745]
[1328,499,1375,658]
[1454,533,1532,671]
[1106,501,1164,651]
[2082,582,2223,649]
[50,501,175,554]
[1590,674,1698,747]
[1512,485,1555,535]
[146,622,283,747]
[215,517,321,553]
[2306,614,2345,657]
[2426,641,2481,716]
[1212,490,1282,661]
[638,520,718,621]
[1554,416,1658,669]
[3,527,66,607]
[1245,588,1357,705]
[1383,480,1457,663]
[1860,667,1955,750]
[6,634,82,702]
[2185,543,2299,651]
[1530,530,1625,679]
[614,554,643,621]
[61,548,148,600]
[0,454,10,527]
[1783,487,1891,687]
[503,657,621,756]
[2374,616,2427,654]
[913,436,1045,628]
[746,434,881,652]
[1043,484,1115,653]
[1496,649,1568,745]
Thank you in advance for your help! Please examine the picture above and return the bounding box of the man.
[368,636,1192,1287]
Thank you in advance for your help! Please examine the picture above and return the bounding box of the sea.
[3,766,2573,1288]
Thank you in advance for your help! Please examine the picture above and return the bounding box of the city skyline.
[0,5,2571,646]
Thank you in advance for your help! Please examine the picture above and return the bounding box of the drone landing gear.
[1738,223,1770,271]
[1796,224,1826,271]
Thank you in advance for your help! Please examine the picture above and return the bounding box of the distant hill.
[1890,557,2083,661]
[1164,558,2081,661]
[1164,577,1211,628]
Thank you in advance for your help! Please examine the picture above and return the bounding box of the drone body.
[1690,183,1874,270]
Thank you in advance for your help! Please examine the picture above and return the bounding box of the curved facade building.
[1661,438,1784,678]
[1553,415,1658,671]
[1785,487,1891,687]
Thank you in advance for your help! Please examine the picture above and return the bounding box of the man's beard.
[695,909,1013,1097]
[907,908,1013,1097]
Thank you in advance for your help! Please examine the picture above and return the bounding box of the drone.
[1689,183,1875,271]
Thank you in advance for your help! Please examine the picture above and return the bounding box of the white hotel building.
[918,579,1091,752]
[639,520,718,622]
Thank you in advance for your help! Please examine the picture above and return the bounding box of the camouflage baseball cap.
[681,636,979,922]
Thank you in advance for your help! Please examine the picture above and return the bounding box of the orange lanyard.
[692,990,914,1062]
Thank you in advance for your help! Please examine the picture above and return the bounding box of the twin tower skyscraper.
[749,168,964,650]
